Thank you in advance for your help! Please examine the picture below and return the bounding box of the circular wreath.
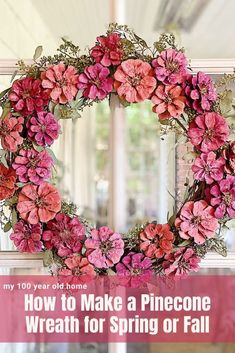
[0,24,234,282]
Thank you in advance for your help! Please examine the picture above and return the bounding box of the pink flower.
[43,213,85,257]
[207,176,235,219]
[151,85,185,120]
[140,223,175,258]
[0,113,23,152]
[222,141,235,175]
[192,152,225,184]
[41,63,79,104]
[91,33,123,67]
[59,255,96,283]
[85,226,124,269]
[0,164,16,200]
[188,112,229,153]
[12,148,53,185]
[162,248,201,279]
[175,200,219,244]
[78,63,113,100]
[17,182,61,224]
[116,252,153,287]
[152,48,188,85]
[27,111,60,147]
[184,72,217,113]
[114,59,156,103]
[10,220,42,253]
[9,77,49,116]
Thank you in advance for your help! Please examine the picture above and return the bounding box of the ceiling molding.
[0,59,234,75]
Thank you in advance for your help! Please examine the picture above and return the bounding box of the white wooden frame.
[0,59,235,269]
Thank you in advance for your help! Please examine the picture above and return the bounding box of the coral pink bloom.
[27,111,60,147]
[10,221,42,253]
[222,141,235,175]
[12,148,53,185]
[207,176,235,219]
[192,152,225,185]
[78,63,113,100]
[0,164,16,200]
[42,213,85,257]
[140,223,174,258]
[184,72,217,113]
[9,77,49,116]
[188,112,229,153]
[91,33,123,67]
[151,85,185,120]
[114,59,156,103]
[17,182,61,224]
[162,247,200,279]
[60,254,96,277]
[0,113,23,152]
[41,63,79,104]
[175,200,219,244]
[116,252,153,288]
[152,48,188,85]
[85,226,124,269]
[59,255,96,284]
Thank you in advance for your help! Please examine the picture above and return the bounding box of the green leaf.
[0,103,11,120]
[168,214,176,227]
[33,45,43,61]
[10,70,18,83]
[133,33,148,48]
[178,239,192,247]
[183,151,198,162]
[225,219,235,229]
[11,208,18,226]
[46,148,58,163]
[207,238,227,257]
[4,221,12,233]
[0,88,10,100]
[32,143,44,152]
[43,250,54,267]
[48,101,56,113]
[159,118,170,125]
[0,153,8,168]
[119,98,130,107]
[220,90,233,115]
[16,182,27,188]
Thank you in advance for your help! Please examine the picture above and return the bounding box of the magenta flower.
[162,248,201,279]
[152,48,188,85]
[43,213,85,257]
[188,112,229,153]
[9,77,49,117]
[91,33,123,67]
[116,252,153,287]
[27,111,60,147]
[12,148,53,185]
[184,72,217,113]
[85,226,124,269]
[41,63,79,104]
[192,152,225,185]
[10,220,43,253]
[207,176,235,219]
[78,63,113,100]
[175,200,219,244]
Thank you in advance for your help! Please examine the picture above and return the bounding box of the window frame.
[0,59,235,269]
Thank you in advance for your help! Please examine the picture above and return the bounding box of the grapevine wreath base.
[0,24,235,284]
